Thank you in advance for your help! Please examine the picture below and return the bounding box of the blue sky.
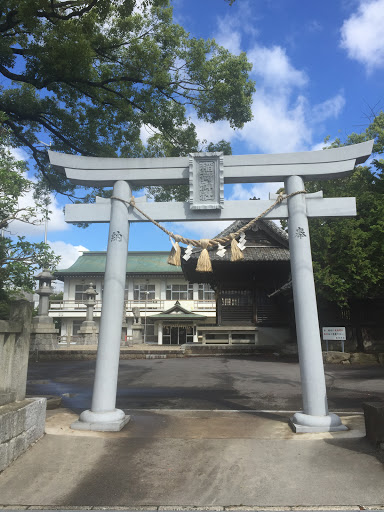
[10,0,384,275]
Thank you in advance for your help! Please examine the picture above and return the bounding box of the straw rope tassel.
[196,239,213,272]
[109,190,306,268]
[167,237,182,266]
[230,235,244,262]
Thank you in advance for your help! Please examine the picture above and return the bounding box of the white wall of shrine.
[50,272,216,340]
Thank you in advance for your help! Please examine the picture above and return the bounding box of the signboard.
[189,152,224,210]
[322,327,346,340]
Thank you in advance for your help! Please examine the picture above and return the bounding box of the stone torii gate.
[49,140,373,433]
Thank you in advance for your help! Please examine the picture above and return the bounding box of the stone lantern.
[30,268,59,350]
[79,283,99,344]
[81,283,98,329]
[33,269,56,330]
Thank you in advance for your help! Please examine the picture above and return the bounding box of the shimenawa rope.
[110,190,306,272]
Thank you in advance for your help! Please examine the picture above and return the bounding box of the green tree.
[306,112,384,306]
[1,0,255,201]
[0,126,60,316]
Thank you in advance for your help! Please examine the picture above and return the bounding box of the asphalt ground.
[26,356,384,413]
[1,357,383,509]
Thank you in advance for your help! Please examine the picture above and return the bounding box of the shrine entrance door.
[163,325,194,345]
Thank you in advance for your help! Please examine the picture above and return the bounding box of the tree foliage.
[1,0,255,201]
[0,127,60,306]
[306,112,384,306]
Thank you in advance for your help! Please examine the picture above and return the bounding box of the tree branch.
[0,9,19,33]
[0,211,43,230]
[36,0,99,21]
[37,115,89,154]
[10,47,31,56]
[0,64,34,86]
[3,118,54,182]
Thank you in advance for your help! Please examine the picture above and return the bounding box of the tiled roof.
[185,219,290,263]
[215,218,288,244]
[150,312,207,320]
[55,251,182,277]
[151,301,206,320]
[206,246,290,262]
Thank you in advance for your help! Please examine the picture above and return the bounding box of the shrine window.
[75,284,88,301]
[134,284,156,301]
[166,284,193,300]
[198,284,215,301]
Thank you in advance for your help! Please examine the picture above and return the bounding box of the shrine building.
[50,219,293,347]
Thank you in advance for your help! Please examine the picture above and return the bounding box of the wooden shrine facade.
[181,219,293,328]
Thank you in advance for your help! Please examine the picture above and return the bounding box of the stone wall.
[0,301,47,473]
[0,300,32,402]
[30,332,59,351]
[323,350,384,365]
[0,398,46,472]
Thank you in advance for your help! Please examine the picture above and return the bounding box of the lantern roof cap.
[35,268,55,280]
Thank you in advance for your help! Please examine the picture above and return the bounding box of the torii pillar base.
[71,409,130,432]
[289,412,348,433]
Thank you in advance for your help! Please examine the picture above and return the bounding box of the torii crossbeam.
[49,140,373,433]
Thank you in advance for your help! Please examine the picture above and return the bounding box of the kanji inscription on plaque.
[189,152,224,210]
[199,161,215,201]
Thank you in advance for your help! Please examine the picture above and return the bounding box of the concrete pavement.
[0,408,383,509]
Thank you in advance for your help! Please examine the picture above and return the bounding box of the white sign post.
[323,327,347,352]
[49,140,373,433]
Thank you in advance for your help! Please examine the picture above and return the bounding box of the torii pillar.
[286,175,340,431]
[49,141,373,432]
[73,180,132,431]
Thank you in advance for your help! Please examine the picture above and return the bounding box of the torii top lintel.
[48,140,373,187]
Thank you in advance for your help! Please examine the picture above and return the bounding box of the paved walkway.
[43,343,184,351]
[0,408,383,509]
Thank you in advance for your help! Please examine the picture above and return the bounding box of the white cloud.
[47,241,89,293]
[311,140,329,152]
[190,13,346,156]
[140,123,159,145]
[8,146,29,162]
[307,20,323,33]
[191,117,234,147]
[215,16,243,54]
[240,92,311,153]
[8,180,68,237]
[229,183,283,201]
[214,0,259,53]
[312,94,346,123]
[169,220,232,240]
[340,0,384,71]
[49,240,89,270]
[248,45,308,89]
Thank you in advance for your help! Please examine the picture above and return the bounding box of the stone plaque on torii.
[49,140,373,433]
